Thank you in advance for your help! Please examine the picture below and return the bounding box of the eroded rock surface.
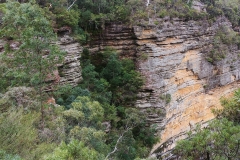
[88,22,136,59]
[57,35,82,86]
[133,17,240,159]
[90,17,240,159]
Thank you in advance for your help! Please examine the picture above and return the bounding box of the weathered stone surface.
[133,17,240,159]
[56,35,82,86]
[89,16,240,159]
[88,22,137,58]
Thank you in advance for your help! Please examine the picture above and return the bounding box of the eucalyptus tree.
[0,0,65,128]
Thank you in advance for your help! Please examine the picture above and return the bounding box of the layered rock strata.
[57,35,82,86]
[133,17,240,158]
[88,22,137,59]
[90,17,240,159]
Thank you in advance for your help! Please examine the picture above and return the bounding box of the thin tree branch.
[105,126,132,160]
[67,0,77,10]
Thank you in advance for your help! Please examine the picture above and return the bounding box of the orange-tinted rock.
[89,17,240,159]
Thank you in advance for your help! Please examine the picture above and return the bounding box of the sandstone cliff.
[134,17,240,159]
[89,16,240,159]
[57,35,82,86]
[1,11,239,160]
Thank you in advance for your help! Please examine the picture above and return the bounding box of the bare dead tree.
[105,126,132,160]
[67,0,77,10]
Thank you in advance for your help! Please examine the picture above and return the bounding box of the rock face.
[57,35,82,86]
[90,17,240,159]
[133,17,240,159]
[88,22,136,59]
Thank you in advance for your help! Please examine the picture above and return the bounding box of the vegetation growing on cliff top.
[1,0,238,33]
[1,0,239,42]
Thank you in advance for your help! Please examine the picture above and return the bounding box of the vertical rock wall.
[88,22,137,58]
[133,17,240,159]
[57,35,82,86]
[85,17,240,159]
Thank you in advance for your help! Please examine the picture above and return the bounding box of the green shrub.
[0,3,6,13]
[174,118,240,160]
[159,93,171,104]
[139,52,148,60]
[55,8,80,28]
[114,4,131,21]
[0,109,38,159]
[165,94,171,104]
[205,26,240,63]
[44,139,104,160]
[159,9,167,18]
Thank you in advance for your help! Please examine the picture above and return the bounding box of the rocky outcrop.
[90,16,240,159]
[88,22,137,59]
[57,35,82,86]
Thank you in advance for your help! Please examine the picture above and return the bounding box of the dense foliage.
[0,0,64,92]
[54,47,159,160]
[17,0,239,33]
[0,0,65,130]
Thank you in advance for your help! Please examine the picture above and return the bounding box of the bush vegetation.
[54,47,159,159]
[18,0,240,33]
[205,26,240,63]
